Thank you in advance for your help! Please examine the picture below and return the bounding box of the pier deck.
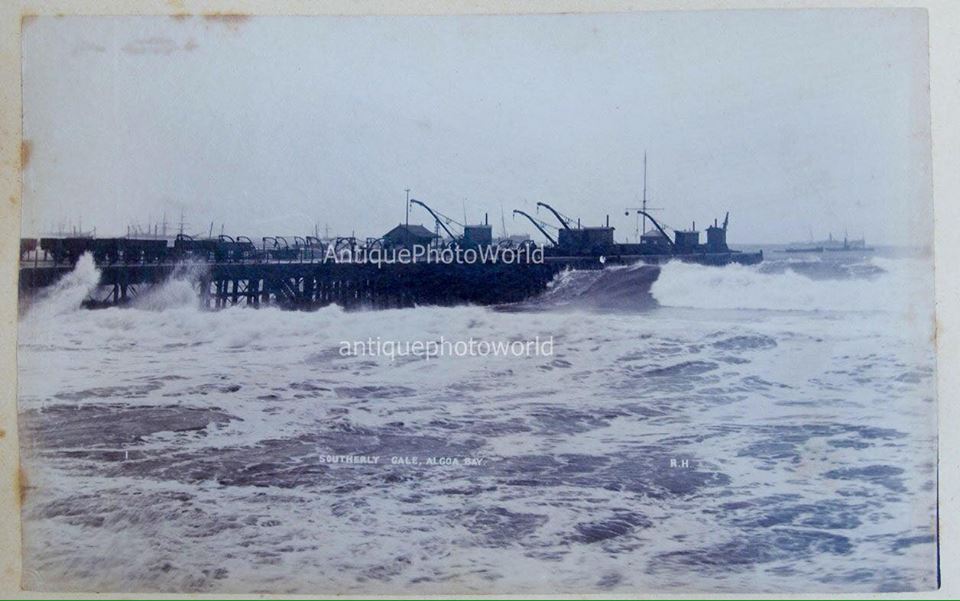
[18,251,760,310]
[18,259,563,309]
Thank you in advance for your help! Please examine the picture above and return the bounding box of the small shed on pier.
[382,224,440,249]
[640,228,670,250]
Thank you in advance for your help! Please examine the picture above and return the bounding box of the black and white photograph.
[13,7,940,595]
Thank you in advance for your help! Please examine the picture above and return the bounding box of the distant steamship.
[784,232,873,253]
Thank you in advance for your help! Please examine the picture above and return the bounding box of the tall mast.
[641,152,648,238]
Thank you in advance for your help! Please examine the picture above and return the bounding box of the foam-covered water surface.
[17,250,938,593]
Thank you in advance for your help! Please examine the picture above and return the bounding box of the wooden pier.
[17,248,761,310]
[18,260,565,310]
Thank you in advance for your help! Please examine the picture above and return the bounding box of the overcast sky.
[21,10,930,245]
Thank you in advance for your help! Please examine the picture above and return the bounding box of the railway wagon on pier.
[20,238,37,260]
[173,234,257,262]
[39,237,168,265]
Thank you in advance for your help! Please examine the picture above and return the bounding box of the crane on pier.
[535,202,576,230]
[512,210,558,246]
[409,198,463,243]
[633,210,676,248]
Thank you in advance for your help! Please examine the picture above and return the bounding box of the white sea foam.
[651,256,933,314]
[20,253,101,322]
[130,263,209,311]
[16,253,939,594]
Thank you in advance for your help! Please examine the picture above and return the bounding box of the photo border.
[1,1,956,598]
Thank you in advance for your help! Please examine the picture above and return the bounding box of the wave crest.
[21,253,101,321]
[651,257,931,313]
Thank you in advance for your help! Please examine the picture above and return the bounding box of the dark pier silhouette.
[19,260,568,310]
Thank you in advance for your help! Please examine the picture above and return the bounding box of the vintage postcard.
[11,5,943,596]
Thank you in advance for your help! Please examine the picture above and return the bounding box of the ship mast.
[641,152,648,238]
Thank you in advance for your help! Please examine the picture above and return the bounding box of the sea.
[17,247,939,594]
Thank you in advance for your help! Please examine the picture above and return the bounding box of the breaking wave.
[130,263,209,311]
[651,256,932,314]
[20,253,101,322]
[517,262,660,312]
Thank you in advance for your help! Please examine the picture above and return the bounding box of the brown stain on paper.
[203,13,250,31]
[20,140,31,171]
[167,11,251,31]
[16,466,28,509]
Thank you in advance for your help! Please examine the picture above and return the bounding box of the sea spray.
[130,261,211,312]
[651,256,932,314]
[530,261,660,311]
[20,253,101,322]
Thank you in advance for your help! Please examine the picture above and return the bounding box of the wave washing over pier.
[17,250,937,593]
